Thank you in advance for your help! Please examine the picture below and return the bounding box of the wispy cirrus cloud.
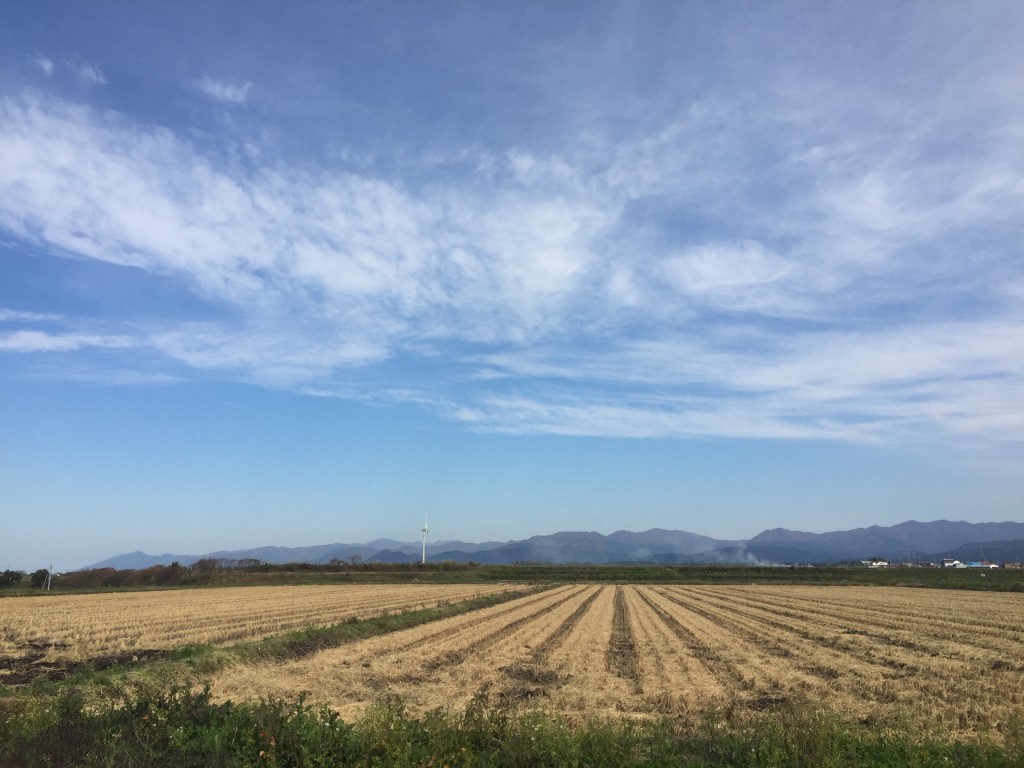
[0,54,1022,444]
[452,392,864,442]
[198,76,253,105]
[0,308,63,322]
[0,329,135,353]
[0,94,612,349]
[150,325,390,385]
[470,311,1024,441]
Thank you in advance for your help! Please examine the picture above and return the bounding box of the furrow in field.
[362,585,570,657]
[619,586,726,713]
[639,587,855,712]
[775,586,1024,734]
[339,585,581,674]
[662,587,935,676]
[662,586,1024,735]
[422,585,591,671]
[814,589,1024,659]
[205,582,1024,738]
[406,584,596,689]
[735,585,1020,637]
[605,587,642,694]
[543,586,643,718]
[720,586,1024,649]
[533,586,603,661]
[687,586,1024,670]
[484,586,605,706]
[631,588,745,693]
[0,584,522,660]
[653,587,921,710]
[211,585,593,719]
[419,586,601,710]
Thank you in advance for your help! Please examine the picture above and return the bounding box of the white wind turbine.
[420,517,429,565]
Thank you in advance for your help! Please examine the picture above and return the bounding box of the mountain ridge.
[81,519,1024,570]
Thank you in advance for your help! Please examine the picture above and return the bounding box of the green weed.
[2,684,1016,768]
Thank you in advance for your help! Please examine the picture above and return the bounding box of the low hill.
[82,520,1024,569]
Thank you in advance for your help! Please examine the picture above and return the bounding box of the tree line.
[0,569,52,589]
[0,558,479,591]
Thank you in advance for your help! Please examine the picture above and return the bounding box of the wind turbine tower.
[421,517,429,565]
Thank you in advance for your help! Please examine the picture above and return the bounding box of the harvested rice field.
[210,584,1024,740]
[0,583,519,664]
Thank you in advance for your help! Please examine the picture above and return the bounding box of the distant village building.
[942,559,964,568]
[861,558,889,568]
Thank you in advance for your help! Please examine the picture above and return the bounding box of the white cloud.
[0,87,1022,443]
[452,394,855,441]
[469,310,1024,441]
[659,241,803,316]
[52,368,184,386]
[199,76,253,105]
[150,325,389,385]
[664,242,790,294]
[76,63,106,85]
[0,94,624,351]
[25,57,103,84]
[0,329,134,353]
[0,308,62,322]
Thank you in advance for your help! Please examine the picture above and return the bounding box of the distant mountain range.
[83,519,1024,570]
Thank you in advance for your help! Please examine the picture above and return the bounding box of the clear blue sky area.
[2,2,1022,570]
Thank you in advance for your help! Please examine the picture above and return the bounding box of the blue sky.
[2,2,1022,571]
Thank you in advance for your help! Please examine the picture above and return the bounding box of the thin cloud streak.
[0,308,63,322]
[0,329,135,353]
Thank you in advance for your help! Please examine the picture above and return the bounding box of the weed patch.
[0,685,1017,767]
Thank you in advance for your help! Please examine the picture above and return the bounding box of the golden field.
[0,583,518,661]
[3,582,1022,741]
[208,584,1024,740]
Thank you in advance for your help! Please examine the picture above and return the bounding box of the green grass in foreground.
[2,684,1022,768]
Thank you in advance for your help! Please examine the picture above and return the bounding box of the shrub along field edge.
[5,562,1023,595]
